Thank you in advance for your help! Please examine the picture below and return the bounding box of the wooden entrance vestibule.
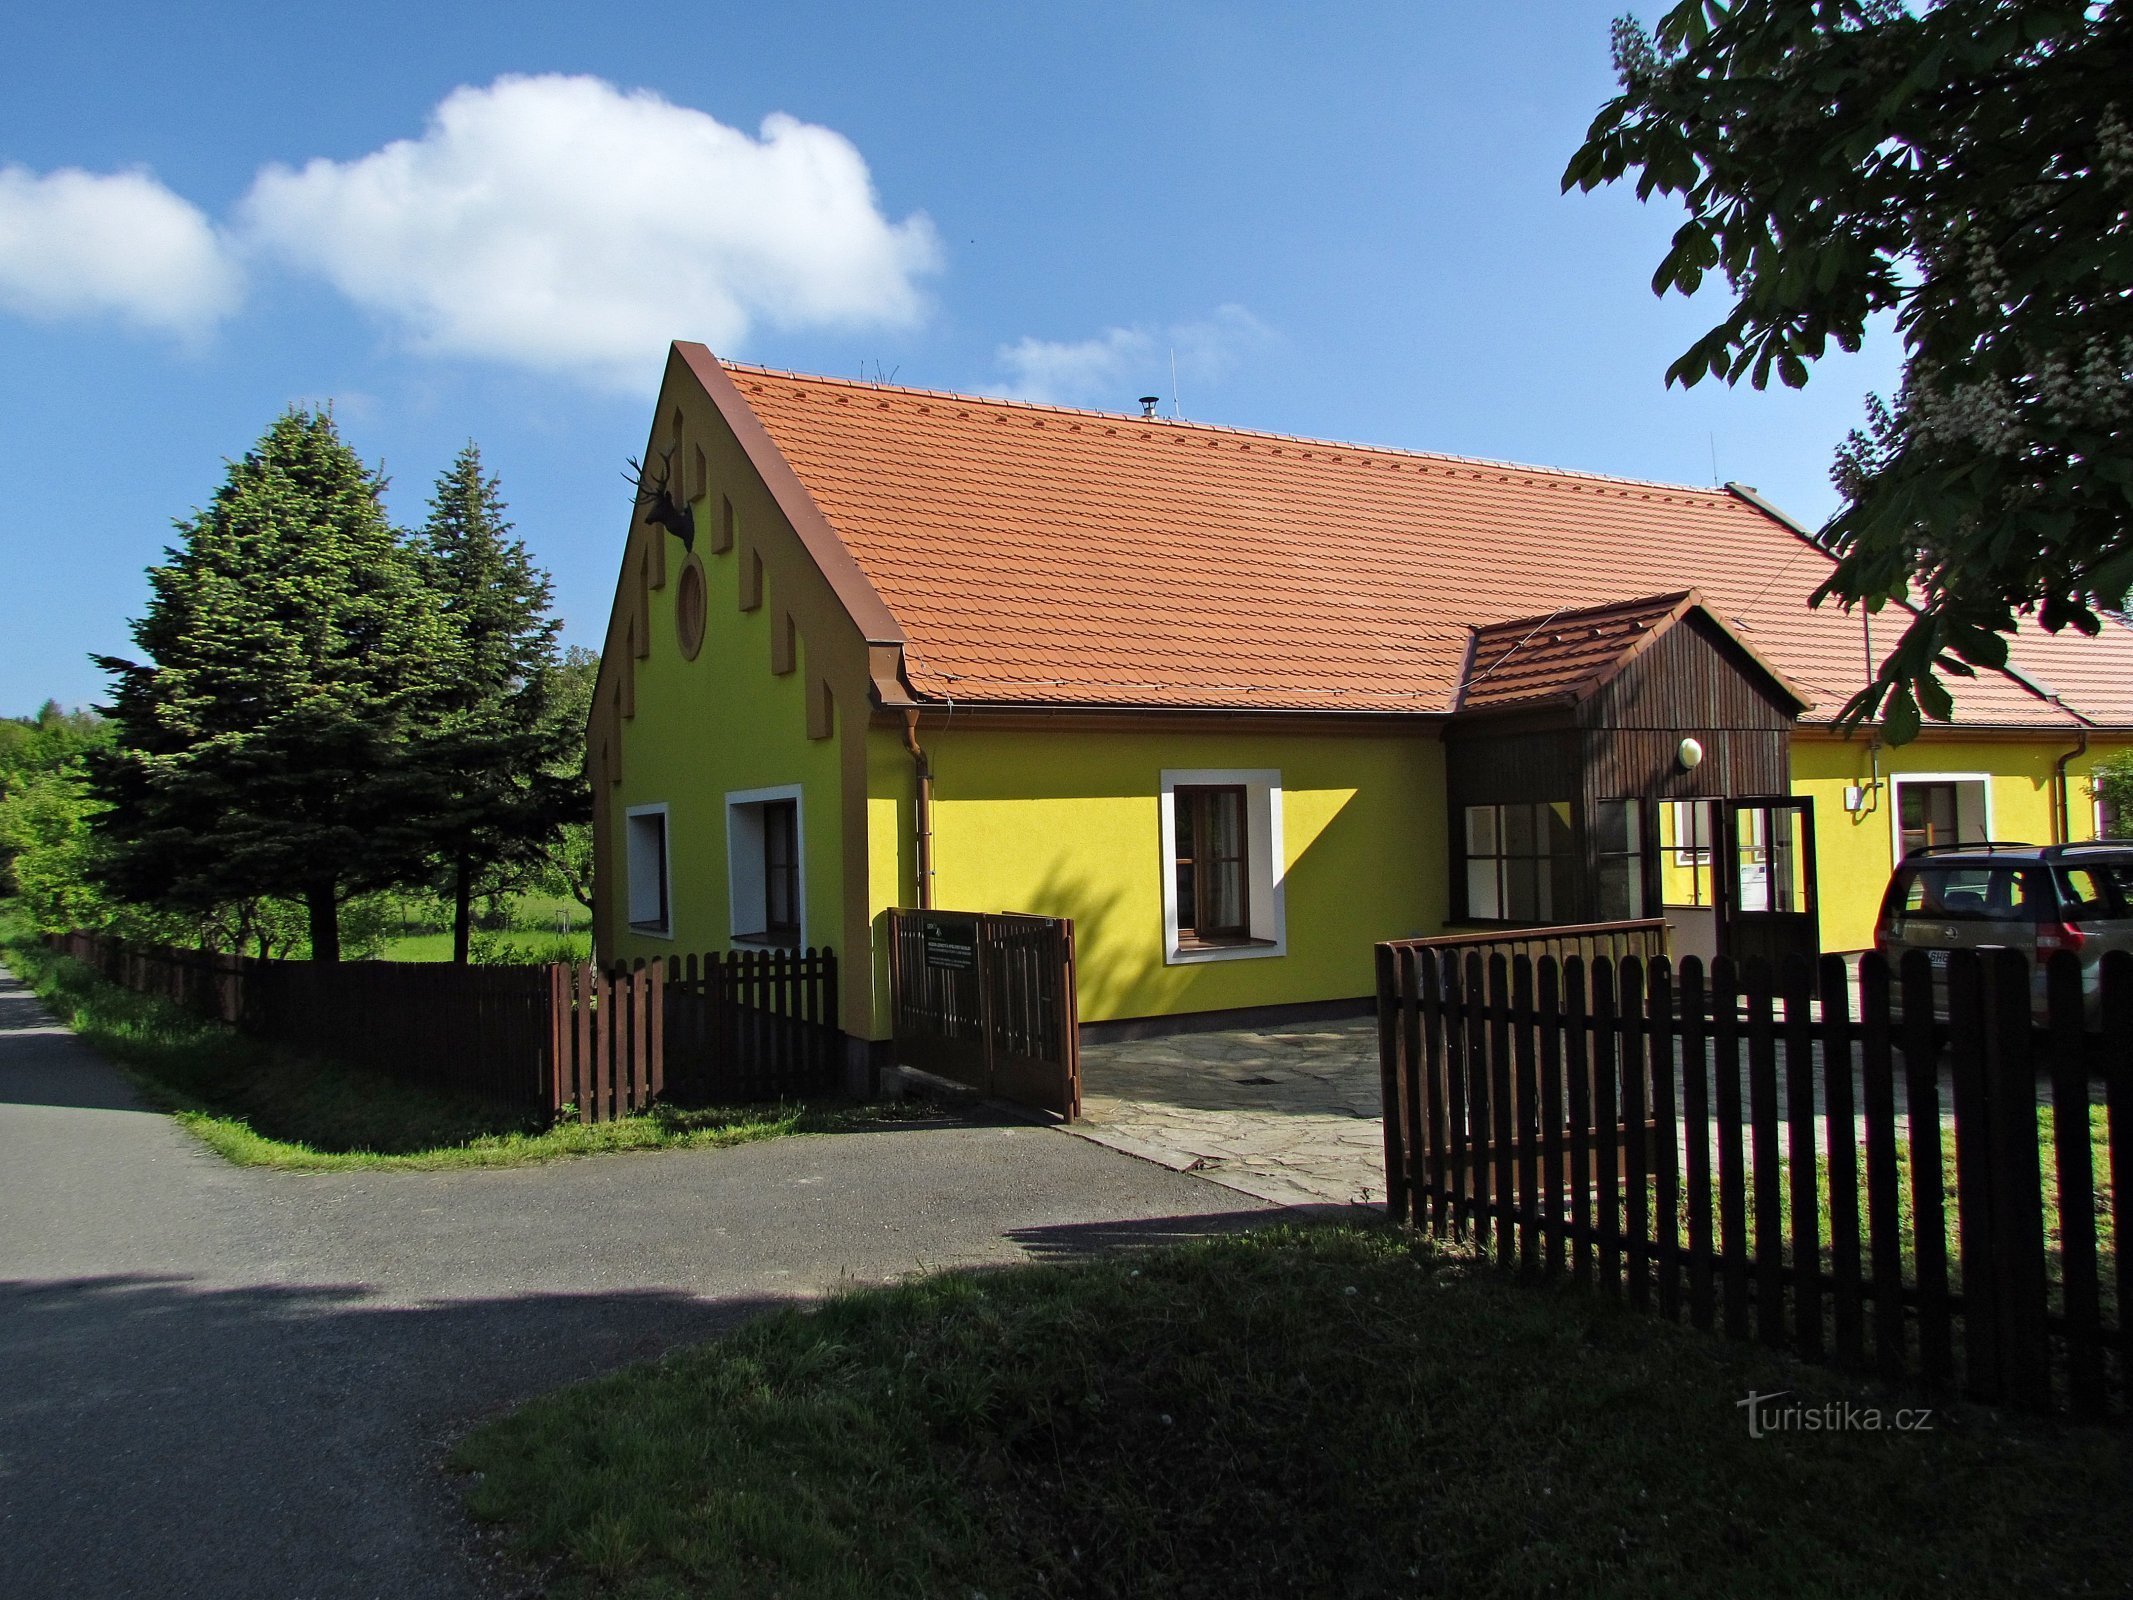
[1443,592,1820,969]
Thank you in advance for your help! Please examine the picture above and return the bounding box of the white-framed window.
[726,785,805,948]
[625,803,673,936]
[1890,773,1991,860]
[1159,769,1285,964]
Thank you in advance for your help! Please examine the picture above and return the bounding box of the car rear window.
[2057,864,2133,923]
[1890,864,2045,922]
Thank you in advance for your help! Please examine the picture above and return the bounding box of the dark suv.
[1873,841,2133,1017]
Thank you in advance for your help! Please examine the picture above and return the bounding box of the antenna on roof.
[1171,348,1181,419]
[1138,395,1160,419]
[1709,432,1719,487]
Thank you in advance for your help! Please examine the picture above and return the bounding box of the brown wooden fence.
[649,947,843,1103]
[1375,941,2129,1418]
[549,961,664,1121]
[52,932,249,1023]
[1396,917,1672,969]
[50,932,842,1123]
[252,957,557,1107]
[886,909,1079,1118]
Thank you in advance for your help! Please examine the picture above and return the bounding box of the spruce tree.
[92,409,457,960]
[531,646,601,920]
[416,444,578,963]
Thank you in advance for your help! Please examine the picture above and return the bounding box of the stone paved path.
[1070,1018,1387,1208]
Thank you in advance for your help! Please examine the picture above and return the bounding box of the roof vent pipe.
[1138,395,1160,419]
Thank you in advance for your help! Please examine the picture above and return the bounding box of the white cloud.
[995,304,1273,409]
[0,165,241,339]
[239,74,941,390]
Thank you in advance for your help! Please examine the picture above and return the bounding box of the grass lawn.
[0,908,906,1171]
[376,890,593,964]
[452,1224,2133,1600]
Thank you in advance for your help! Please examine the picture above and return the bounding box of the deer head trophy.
[626,446,696,552]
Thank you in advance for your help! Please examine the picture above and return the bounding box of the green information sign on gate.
[921,918,977,971]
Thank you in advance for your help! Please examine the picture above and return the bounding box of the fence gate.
[887,909,1080,1118]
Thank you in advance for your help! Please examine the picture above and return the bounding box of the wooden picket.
[1377,941,2131,1418]
[49,931,842,1124]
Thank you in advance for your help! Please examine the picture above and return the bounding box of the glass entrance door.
[1717,797,1820,971]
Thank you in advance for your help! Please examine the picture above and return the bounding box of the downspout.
[2055,721,2090,845]
[901,708,934,909]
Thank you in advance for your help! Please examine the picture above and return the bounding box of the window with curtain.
[1174,784,1250,941]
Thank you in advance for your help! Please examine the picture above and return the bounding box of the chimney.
[1138,395,1160,419]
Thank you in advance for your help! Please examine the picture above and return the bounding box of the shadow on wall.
[1017,806,1386,1021]
[872,752,1454,1028]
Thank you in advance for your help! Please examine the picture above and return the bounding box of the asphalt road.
[0,963,1275,1599]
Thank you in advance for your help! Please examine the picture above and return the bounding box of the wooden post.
[1538,955,1566,1276]
[1900,949,1954,1393]
[1983,948,2050,1411]
[1747,960,1785,1349]
[1947,948,1999,1399]
[1377,943,1408,1225]
[1682,956,1716,1333]
[1421,951,1449,1237]
[1649,956,1680,1324]
[1565,956,1592,1286]
[1621,957,1651,1311]
[1858,953,1908,1383]
[1593,958,1622,1296]
[2105,953,2133,1416]
[1782,955,1823,1362]
[2047,950,2103,1414]
[1512,954,1539,1270]
[1821,953,1864,1370]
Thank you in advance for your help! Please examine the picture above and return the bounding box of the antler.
[625,447,695,552]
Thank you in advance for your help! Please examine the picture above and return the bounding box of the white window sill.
[1165,936,1286,966]
[628,921,675,940]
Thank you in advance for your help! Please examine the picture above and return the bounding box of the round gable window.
[675,555,707,659]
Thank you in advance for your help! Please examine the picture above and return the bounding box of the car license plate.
[1927,949,1950,969]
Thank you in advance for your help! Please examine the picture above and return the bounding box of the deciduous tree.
[1565,0,2133,738]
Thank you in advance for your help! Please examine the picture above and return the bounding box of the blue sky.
[0,1,1901,715]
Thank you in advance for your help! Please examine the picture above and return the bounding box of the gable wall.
[593,362,879,1031]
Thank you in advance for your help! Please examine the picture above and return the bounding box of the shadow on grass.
[1004,1203,1369,1259]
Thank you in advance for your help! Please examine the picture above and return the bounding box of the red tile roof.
[712,355,2130,729]
[1459,591,1808,715]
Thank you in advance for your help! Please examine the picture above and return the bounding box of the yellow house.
[590,343,2133,1063]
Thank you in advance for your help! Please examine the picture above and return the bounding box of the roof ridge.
[717,359,1753,503]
